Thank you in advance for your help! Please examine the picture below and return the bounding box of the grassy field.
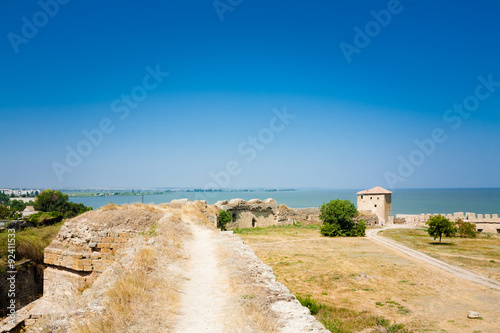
[237,224,500,333]
[0,222,63,272]
[379,228,500,282]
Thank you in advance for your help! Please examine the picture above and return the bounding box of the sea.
[68,188,500,215]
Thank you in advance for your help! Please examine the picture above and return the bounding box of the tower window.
[374,204,377,207]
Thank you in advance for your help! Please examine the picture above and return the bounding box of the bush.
[320,223,342,237]
[29,211,63,226]
[319,199,364,237]
[218,210,232,231]
[455,218,477,238]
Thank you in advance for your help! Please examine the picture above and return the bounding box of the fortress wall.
[230,210,276,228]
[395,212,500,232]
[43,229,138,299]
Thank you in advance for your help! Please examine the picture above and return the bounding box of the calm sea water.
[69,188,500,215]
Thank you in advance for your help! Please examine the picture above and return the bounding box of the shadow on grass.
[428,242,455,246]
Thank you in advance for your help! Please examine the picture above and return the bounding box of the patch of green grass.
[298,295,409,333]
[233,223,321,235]
[241,294,255,300]
[296,294,321,315]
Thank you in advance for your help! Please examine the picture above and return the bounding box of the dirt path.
[366,227,500,291]
[173,223,236,333]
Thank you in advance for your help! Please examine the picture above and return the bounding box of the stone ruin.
[215,198,321,229]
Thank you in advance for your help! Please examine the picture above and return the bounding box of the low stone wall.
[43,230,138,298]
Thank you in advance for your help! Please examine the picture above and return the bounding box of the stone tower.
[357,186,392,224]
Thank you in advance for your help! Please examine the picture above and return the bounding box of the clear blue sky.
[1,0,499,189]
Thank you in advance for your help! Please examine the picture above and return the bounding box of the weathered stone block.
[81,259,91,266]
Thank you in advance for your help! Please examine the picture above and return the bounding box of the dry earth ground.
[238,225,500,332]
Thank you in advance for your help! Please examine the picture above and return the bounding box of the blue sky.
[1,0,499,189]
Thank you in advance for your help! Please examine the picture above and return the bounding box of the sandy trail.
[366,226,500,291]
[173,223,236,333]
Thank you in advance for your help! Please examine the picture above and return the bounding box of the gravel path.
[173,222,328,332]
[173,224,235,333]
[366,227,500,291]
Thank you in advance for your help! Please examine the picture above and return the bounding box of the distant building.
[22,206,38,217]
[357,186,393,224]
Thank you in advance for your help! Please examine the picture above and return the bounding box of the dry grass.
[380,228,500,282]
[238,225,500,333]
[73,246,178,333]
[26,205,191,333]
[217,244,278,332]
[98,203,121,211]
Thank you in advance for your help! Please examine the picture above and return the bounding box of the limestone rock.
[229,198,246,205]
[171,198,190,204]
[248,198,263,204]
[468,311,481,319]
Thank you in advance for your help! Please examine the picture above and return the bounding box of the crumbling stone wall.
[42,205,163,300]
[215,199,321,229]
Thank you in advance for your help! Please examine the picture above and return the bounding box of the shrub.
[455,218,477,238]
[29,211,63,226]
[319,199,364,237]
[218,210,232,231]
[320,223,342,237]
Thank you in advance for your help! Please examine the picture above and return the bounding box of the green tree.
[34,189,92,218]
[34,189,70,213]
[0,193,9,205]
[9,199,27,212]
[319,199,365,237]
[427,215,456,244]
[0,205,21,220]
[218,210,232,231]
[455,218,477,238]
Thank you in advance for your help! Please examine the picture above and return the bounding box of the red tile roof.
[357,186,392,195]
